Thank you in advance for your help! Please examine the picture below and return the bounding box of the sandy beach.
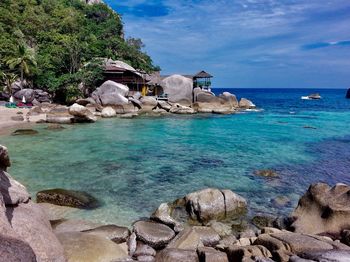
[0,106,34,136]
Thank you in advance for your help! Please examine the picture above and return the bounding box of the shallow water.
[1,88,350,226]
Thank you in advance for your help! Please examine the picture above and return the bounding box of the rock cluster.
[0,145,65,262]
[2,145,350,262]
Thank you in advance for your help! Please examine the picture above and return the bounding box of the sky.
[105,0,350,88]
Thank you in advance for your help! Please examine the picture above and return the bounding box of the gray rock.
[47,105,74,124]
[14,88,35,103]
[36,188,100,209]
[11,115,24,121]
[140,96,158,112]
[0,145,11,170]
[52,219,103,234]
[129,97,142,109]
[8,201,66,262]
[83,225,130,244]
[184,188,247,223]
[239,98,256,109]
[192,226,220,247]
[68,103,97,122]
[76,98,96,106]
[254,232,350,261]
[291,183,350,235]
[161,75,193,105]
[157,101,172,111]
[134,242,156,257]
[0,235,37,262]
[167,227,203,250]
[216,235,237,250]
[92,81,129,106]
[298,250,350,262]
[155,248,199,262]
[0,170,30,205]
[57,231,128,262]
[226,245,272,261]
[219,92,239,108]
[197,247,228,262]
[128,232,137,257]
[101,106,116,118]
[151,203,182,232]
[169,103,195,114]
[133,221,175,249]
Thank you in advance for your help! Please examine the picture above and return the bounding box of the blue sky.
[105,0,350,88]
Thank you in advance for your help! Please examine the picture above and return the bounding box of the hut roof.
[103,58,143,77]
[193,70,213,78]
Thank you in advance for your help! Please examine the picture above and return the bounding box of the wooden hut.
[193,71,213,91]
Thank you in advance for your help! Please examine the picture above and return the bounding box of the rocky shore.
[2,145,350,261]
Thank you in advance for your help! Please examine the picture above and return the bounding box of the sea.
[1,88,350,226]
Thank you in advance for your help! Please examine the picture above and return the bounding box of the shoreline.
[0,107,35,136]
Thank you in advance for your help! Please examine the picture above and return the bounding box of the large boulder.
[8,201,66,261]
[184,188,247,223]
[161,75,193,105]
[140,96,158,112]
[34,89,51,103]
[0,170,30,205]
[151,203,183,232]
[36,188,100,209]
[68,103,97,122]
[57,231,129,262]
[167,227,203,250]
[0,145,11,170]
[291,183,350,235]
[133,221,175,249]
[101,106,116,118]
[239,98,256,109]
[0,235,37,262]
[47,105,74,124]
[91,81,129,106]
[13,88,35,103]
[219,92,239,108]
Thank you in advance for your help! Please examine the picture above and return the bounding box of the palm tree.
[6,44,37,86]
[1,72,18,95]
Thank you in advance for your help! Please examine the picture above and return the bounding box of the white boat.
[301,93,321,100]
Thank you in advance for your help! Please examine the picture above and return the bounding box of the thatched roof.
[103,59,143,77]
[193,70,213,78]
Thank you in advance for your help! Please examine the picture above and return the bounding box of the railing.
[194,81,211,87]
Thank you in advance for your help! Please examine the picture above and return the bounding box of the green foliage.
[1,72,18,94]
[0,0,159,101]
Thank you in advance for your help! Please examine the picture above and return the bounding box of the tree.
[1,72,18,95]
[6,44,37,86]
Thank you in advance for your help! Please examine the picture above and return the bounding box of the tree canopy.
[0,0,159,101]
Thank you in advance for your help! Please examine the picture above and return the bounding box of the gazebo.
[193,71,213,91]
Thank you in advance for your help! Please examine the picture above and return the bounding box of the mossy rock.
[36,188,100,209]
[12,129,39,136]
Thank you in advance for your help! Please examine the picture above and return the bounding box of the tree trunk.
[20,63,24,89]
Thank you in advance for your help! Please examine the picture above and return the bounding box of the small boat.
[301,93,321,100]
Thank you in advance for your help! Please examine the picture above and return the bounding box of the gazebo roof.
[193,70,213,78]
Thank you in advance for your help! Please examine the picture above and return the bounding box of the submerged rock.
[254,169,279,178]
[291,183,350,235]
[133,221,175,249]
[11,129,39,136]
[36,188,100,209]
[46,123,65,130]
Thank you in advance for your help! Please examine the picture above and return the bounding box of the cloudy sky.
[105,0,350,88]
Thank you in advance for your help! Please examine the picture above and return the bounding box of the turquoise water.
[1,88,350,226]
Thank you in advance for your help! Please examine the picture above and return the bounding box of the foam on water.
[1,88,350,226]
